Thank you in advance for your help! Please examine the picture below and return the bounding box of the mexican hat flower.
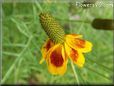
[39,12,92,75]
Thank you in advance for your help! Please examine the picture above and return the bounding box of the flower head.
[39,12,92,75]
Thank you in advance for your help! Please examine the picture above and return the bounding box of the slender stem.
[69,14,80,85]
[85,65,110,81]
[1,36,32,84]
[87,58,112,72]
[70,60,79,85]
[57,19,91,23]
[2,52,19,57]
[3,44,25,47]
[35,1,43,12]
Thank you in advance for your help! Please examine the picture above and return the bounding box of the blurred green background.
[2,0,113,84]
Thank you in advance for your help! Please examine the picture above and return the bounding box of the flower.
[39,13,92,75]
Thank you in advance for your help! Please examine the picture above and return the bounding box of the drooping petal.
[47,44,68,75]
[40,39,54,64]
[48,60,67,75]
[66,34,92,53]
[65,43,85,67]
[70,49,85,67]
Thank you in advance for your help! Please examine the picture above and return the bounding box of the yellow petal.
[64,43,71,57]
[66,35,92,53]
[66,34,83,39]
[80,40,93,53]
[75,51,85,67]
[65,43,85,67]
[47,44,68,75]
[40,39,54,64]
[48,60,67,75]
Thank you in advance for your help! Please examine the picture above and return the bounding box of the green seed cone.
[39,12,65,44]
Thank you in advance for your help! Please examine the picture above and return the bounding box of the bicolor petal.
[40,39,54,64]
[65,43,85,67]
[66,34,92,53]
[46,44,68,75]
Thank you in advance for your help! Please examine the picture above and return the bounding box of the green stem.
[35,1,43,12]
[2,52,19,57]
[3,44,25,47]
[1,36,33,84]
[70,60,79,85]
[57,19,91,23]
